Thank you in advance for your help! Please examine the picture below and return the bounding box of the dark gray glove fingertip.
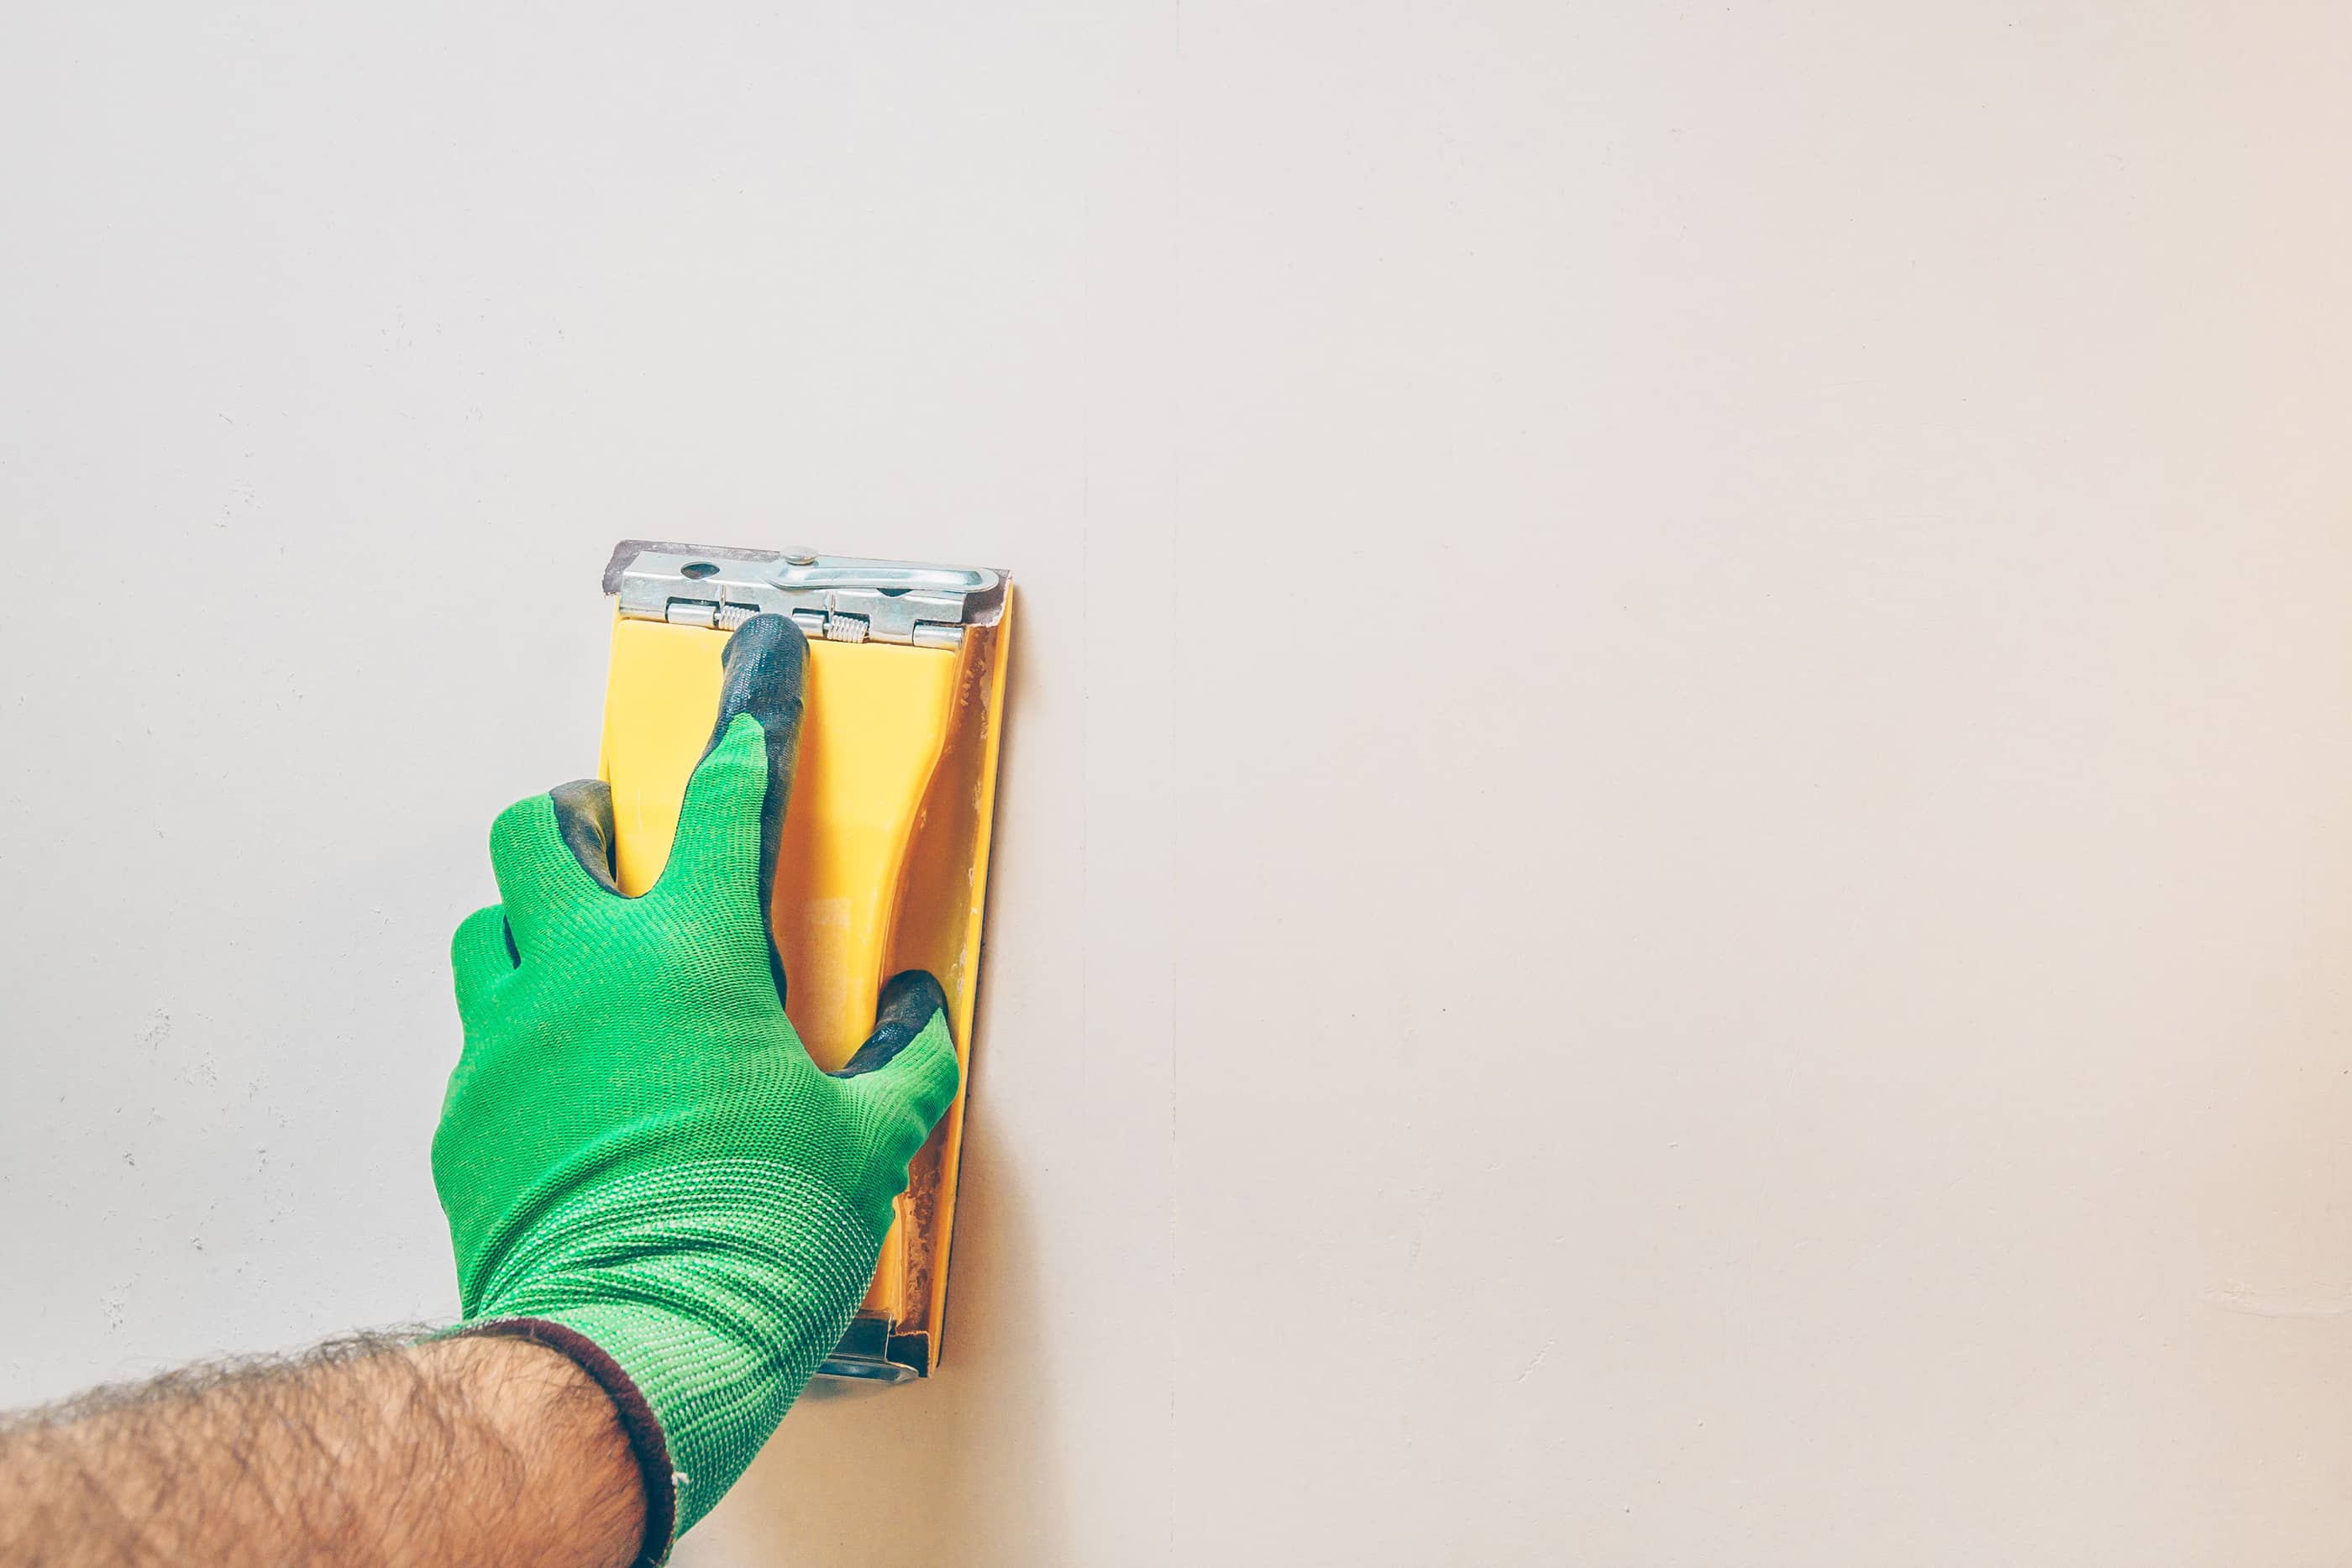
[831,970,951,1078]
[547,779,622,894]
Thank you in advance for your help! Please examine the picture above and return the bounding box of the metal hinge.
[601,540,1007,648]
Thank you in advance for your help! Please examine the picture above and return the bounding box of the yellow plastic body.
[596,599,1013,1371]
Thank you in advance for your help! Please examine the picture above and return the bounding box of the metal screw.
[783,548,818,565]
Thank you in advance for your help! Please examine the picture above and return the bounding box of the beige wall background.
[5,3,2352,1563]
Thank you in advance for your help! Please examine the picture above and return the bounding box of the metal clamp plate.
[601,539,1008,648]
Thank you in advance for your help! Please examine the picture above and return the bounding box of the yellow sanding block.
[596,540,1013,1381]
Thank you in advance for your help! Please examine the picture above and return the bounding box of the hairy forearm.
[0,1333,646,1568]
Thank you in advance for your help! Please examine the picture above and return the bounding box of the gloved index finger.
[668,612,809,1003]
[701,611,810,769]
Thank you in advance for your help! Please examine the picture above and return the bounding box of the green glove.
[431,611,959,1558]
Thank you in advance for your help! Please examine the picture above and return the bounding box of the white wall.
[5,3,2351,1564]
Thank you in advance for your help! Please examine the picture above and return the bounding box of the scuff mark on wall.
[2198,1286,2352,1319]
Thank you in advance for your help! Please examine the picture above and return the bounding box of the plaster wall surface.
[5,4,2351,1563]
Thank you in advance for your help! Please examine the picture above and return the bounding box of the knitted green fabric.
[431,615,958,1555]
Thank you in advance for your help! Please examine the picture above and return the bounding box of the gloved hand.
[431,612,959,1559]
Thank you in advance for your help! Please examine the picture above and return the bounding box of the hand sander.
[594,539,1014,1382]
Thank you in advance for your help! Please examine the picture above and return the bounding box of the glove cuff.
[450,1157,882,1536]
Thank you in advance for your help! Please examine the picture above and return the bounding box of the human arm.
[0,1333,643,1568]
